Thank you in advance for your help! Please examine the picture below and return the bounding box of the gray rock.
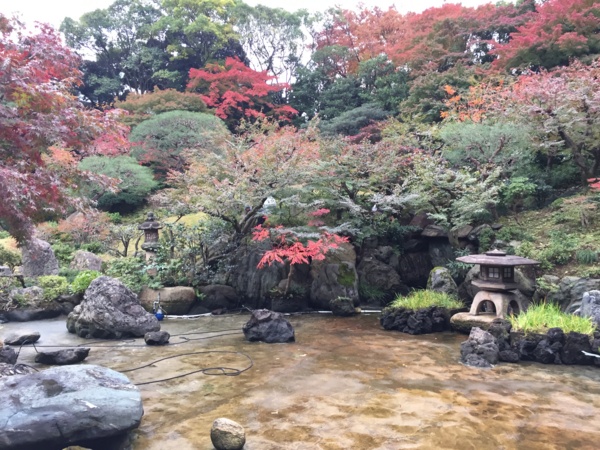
[0,346,17,365]
[0,266,13,276]
[310,242,359,310]
[421,225,447,238]
[139,286,197,315]
[3,331,40,346]
[426,267,458,297]
[579,290,600,327]
[66,276,160,339]
[460,327,499,367]
[20,238,59,277]
[198,284,239,311]
[145,331,170,346]
[34,348,90,365]
[547,276,600,313]
[70,250,103,271]
[357,251,405,302]
[243,309,294,343]
[0,364,143,450]
[329,297,356,317]
[210,417,246,450]
[396,251,432,290]
[9,286,45,306]
[428,240,455,268]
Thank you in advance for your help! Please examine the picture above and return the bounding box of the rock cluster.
[380,306,451,334]
[460,327,499,368]
[242,309,295,343]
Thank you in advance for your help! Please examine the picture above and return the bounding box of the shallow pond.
[3,313,600,449]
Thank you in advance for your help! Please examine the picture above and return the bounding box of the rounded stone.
[210,417,246,450]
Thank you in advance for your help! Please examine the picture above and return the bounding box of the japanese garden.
[1,0,600,449]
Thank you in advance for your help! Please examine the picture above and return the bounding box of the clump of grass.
[509,302,595,335]
[389,290,463,311]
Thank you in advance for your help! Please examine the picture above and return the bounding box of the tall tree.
[0,16,128,241]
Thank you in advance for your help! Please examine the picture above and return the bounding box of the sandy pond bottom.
[3,313,600,450]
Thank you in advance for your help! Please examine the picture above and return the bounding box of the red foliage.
[187,57,297,127]
[0,16,129,241]
[588,178,600,191]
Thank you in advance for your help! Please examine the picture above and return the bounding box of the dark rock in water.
[0,363,36,378]
[66,276,160,339]
[243,309,295,343]
[145,331,170,346]
[20,238,59,277]
[3,331,41,346]
[560,332,594,365]
[0,364,143,450]
[487,319,512,352]
[0,346,17,365]
[511,332,543,361]
[460,327,499,368]
[211,417,246,450]
[329,297,356,317]
[498,349,520,363]
[532,339,562,364]
[380,306,451,335]
[34,348,90,365]
[5,306,63,322]
[198,284,240,311]
[546,327,566,345]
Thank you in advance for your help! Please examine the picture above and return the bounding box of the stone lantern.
[138,212,162,261]
[456,249,538,318]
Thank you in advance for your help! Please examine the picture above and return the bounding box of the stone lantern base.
[469,290,524,318]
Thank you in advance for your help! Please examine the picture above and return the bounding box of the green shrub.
[106,257,152,293]
[575,249,598,265]
[51,242,77,267]
[358,283,388,303]
[71,270,102,294]
[80,242,104,254]
[509,302,595,335]
[0,230,10,239]
[37,275,70,301]
[58,267,80,283]
[388,290,463,311]
[0,246,21,270]
[477,227,496,253]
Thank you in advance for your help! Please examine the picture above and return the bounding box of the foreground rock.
[3,331,40,346]
[460,327,499,368]
[329,297,356,316]
[144,331,170,346]
[20,238,59,277]
[0,363,36,379]
[67,276,160,339]
[210,417,246,450]
[34,348,90,365]
[0,365,143,450]
[242,309,295,343]
[380,306,452,334]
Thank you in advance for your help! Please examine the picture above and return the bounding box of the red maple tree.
[0,16,129,242]
[187,57,297,130]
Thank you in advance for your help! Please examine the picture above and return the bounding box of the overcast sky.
[3,0,497,30]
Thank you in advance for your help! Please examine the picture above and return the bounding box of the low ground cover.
[509,302,595,335]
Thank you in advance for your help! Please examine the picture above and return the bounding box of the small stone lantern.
[456,249,538,318]
[138,212,162,261]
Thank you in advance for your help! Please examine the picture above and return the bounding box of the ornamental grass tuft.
[389,290,463,311]
[509,302,595,335]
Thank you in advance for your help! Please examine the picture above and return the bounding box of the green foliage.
[477,227,496,253]
[0,246,21,271]
[0,230,10,239]
[129,110,230,181]
[51,242,77,267]
[106,257,153,293]
[358,283,388,303]
[0,277,21,304]
[320,103,389,137]
[71,270,102,295]
[58,267,80,283]
[495,225,531,243]
[388,290,463,311]
[509,302,595,336]
[445,248,472,281]
[78,156,158,213]
[543,231,577,265]
[37,275,70,301]
[575,249,598,265]
[500,177,537,213]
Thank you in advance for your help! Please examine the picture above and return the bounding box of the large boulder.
[310,242,359,310]
[139,286,197,315]
[357,253,405,302]
[197,285,240,311]
[69,250,103,272]
[0,365,143,450]
[578,290,600,327]
[546,276,600,313]
[396,251,432,290]
[426,267,458,297]
[242,309,295,343]
[460,327,499,368]
[66,276,160,339]
[20,238,59,277]
[228,243,286,308]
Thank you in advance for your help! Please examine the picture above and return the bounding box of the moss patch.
[337,263,356,287]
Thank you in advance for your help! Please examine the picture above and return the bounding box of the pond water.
[3,313,600,450]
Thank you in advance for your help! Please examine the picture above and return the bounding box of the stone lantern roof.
[138,212,163,231]
[456,249,538,266]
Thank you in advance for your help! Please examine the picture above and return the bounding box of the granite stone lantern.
[456,249,538,318]
[138,212,162,261]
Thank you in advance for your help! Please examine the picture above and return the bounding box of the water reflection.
[4,314,600,449]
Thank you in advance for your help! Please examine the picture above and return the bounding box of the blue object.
[155,308,164,321]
